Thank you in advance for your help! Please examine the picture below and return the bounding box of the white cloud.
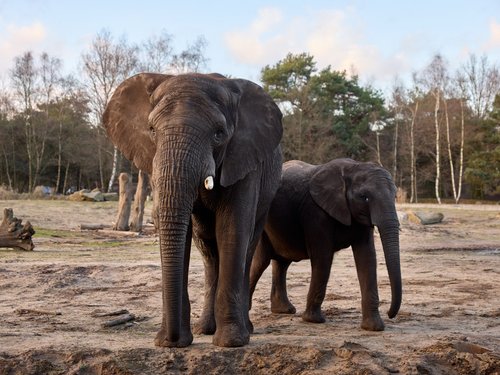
[224,7,287,65]
[0,22,47,73]
[484,19,500,51]
[224,7,407,84]
[252,7,283,34]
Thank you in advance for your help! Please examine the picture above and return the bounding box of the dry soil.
[0,200,499,374]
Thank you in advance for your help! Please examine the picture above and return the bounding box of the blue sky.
[0,0,499,91]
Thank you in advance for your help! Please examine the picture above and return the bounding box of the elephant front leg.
[352,234,385,331]
[213,234,250,346]
[271,259,296,314]
[302,253,333,323]
[212,186,259,347]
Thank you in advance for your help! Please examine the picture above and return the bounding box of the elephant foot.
[193,314,216,335]
[246,317,254,334]
[271,300,296,314]
[302,309,326,323]
[212,323,250,347]
[361,315,385,331]
[154,327,193,348]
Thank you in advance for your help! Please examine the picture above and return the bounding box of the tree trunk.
[32,124,48,191]
[62,161,70,194]
[392,116,399,179]
[409,101,418,203]
[97,127,105,190]
[107,145,119,193]
[55,119,63,194]
[457,98,465,203]
[113,172,133,231]
[130,170,150,232]
[1,145,13,191]
[444,98,458,202]
[24,116,33,193]
[433,90,442,204]
[0,208,35,251]
[375,131,381,166]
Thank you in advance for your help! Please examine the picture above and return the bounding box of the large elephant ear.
[219,79,283,187]
[103,73,171,174]
[309,159,355,226]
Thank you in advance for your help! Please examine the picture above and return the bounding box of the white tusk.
[204,176,214,190]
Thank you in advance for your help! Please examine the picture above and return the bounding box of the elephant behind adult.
[103,73,283,347]
[249,158,402,331]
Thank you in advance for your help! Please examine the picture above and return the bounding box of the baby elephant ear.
[309,160,352,226]
[103,73,170,174]
[220,79,283,187]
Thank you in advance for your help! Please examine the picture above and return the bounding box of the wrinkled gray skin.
[249,158,402,331]
[103,73,282,347]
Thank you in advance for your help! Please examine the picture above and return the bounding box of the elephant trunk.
[377,221,402,319]
[154,144,202,343]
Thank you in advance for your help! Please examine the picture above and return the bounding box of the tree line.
[0,31,498,202]
[0,30,207,194]
[261,53,499,202]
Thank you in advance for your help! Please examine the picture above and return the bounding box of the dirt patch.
[0,200,499,374]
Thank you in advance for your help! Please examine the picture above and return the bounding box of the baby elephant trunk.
[378,222,402,318]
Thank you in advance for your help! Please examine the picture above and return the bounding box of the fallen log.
[15,308,61,316]
[406,210,445,225]
[415,211,445,225]
[94,229,140,237]
[0,208,35,251]
[101,313,136,327]
[80,223,112,231]
[91,309,129,318]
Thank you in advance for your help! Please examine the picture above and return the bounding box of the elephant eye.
[214,128,225,142]
[359,194,369,203]
[149,126,156,139]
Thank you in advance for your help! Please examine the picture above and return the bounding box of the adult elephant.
[249,158,401,331]
[103,73,283,347]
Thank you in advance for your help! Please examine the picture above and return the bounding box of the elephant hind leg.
[192,237,218,335]
[249,233,272,309]
[271,259,296,314]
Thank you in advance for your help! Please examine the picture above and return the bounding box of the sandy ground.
[0,200,499,374]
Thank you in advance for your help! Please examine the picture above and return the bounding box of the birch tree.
[80,30,139,192]
[408,99,419,203]
[388,78,406,180]
[10,52,37,192]
[453,74,469,203]
[34,52,62,188]
[139,30,174,73]
[421,54,448,204]
[54,76,80,193]
[460,54,500,119]
[170,36,208,73]
[0,89,15,190]
[442,95,458,202]
[406,73,423,203]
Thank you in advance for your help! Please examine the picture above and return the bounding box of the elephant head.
[103,73,282,346]
[309,158,402,319]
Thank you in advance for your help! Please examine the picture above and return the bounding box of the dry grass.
[0,186,65,200]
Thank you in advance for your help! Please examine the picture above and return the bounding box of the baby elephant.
[249,158,402,331]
